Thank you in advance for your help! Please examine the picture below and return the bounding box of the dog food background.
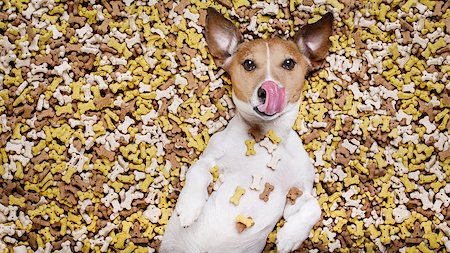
[0,0,449,252]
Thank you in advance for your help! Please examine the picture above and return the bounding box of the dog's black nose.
[257,87,266,103]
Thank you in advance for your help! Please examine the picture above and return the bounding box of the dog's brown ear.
[294,12,334,71]
[205,7,242,68]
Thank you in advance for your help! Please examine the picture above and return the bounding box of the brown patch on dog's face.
[227,38,309,104]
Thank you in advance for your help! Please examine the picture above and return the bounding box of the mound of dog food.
[0,0,449,252]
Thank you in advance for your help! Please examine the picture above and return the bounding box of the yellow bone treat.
[235,215,254,233]
[245,139,256,156]
[265,130,281,144]
[230,186,246,206]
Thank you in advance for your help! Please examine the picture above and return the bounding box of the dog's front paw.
[175,193,206,227]
[276,226,308,253]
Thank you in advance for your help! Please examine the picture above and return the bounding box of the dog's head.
[205,8,333,123]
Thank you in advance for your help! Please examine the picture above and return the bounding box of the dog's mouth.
[254,106,272,117]
[254,81,286,117]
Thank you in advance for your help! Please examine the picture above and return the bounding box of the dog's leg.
[276,192,321,253]
[175,158,214,227]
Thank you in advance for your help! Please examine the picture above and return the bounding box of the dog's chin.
[252,107,281,121]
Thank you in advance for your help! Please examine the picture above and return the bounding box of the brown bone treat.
[207,183,214,195]
[119,207,138,217]
[31,150,50,164]
[156,2,168,19]
[131,237,149,244]
[34,54,54,65]
[29,232,38,250]
[5,31,18,43]
[175,46,186,65]
[444,18,450,35]
[159,77,175,90]
[259,183,274,202]
[94,93,113,109]
[336,153,351,166]
[165,152,180,168]
[182,45,198,58]
[65,44,82,53]
[72,175,88,191]
[93,146,115,162]
[84,55,95,71]
[110,1,123,17]
[49,38,65,49]
[32,217,50,227]
[174,0,190,14]
[373,74,395,90]
[287,187,303,205]
[101,0,112,13]
[352,31,364,49]
[405,237,422,244]
[215,0,232,8]
[24,191,40,203]
[400,20,413,32]
[97,19,111,35]
[438,148,450,161]
[401,31,412,44]
[418,100,435,121]
[131,221,142,238]
[236,222,247,233]
[248,127,265,142]
[37,108,55,120]
[442,92,450,106]
[52,236,75,251]
[303,130,320,144]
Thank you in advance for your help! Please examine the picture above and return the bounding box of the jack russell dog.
[161,8,333,253]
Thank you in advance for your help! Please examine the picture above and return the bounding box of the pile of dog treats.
[0,0,449,252]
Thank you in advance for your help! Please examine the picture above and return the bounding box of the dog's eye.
[282,58,296,70]
[242,59,256,71]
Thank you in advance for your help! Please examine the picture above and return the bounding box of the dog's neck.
[235,102,300,140]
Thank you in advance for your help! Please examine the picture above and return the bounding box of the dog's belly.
[187,148,298,251]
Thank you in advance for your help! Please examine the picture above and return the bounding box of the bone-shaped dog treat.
[230,186,246,206]
[267,150,281,170]
[259,137,277,154]
[250,174,263,191]
[248,127,265,142]
[245,139,256,156]
[265,129,281,144]
[259,183,274,202]
[287,187,303,205]
[235,215,254,233]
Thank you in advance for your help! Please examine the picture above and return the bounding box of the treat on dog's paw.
[235,215,254,233]
[230,186,246,206]
[267,150,281,170]
[259,183,274,202]
[259,137,277,154]
[287,187,303,205]
[248,127,265,142]
[266,129,281,144]
[208,165,220,195]
[245,139,256,155]
[250,174,263,191]
[210,165,220,182]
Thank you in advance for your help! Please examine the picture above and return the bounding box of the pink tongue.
[257,81,286,116]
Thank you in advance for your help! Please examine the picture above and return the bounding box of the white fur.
[161,95,320,252]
